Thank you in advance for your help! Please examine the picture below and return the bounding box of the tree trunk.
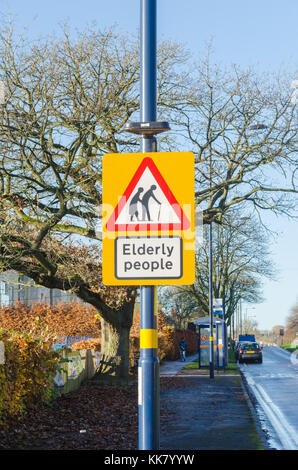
[97,299,135,379]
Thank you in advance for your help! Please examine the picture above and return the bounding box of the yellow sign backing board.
[102,152,195,285]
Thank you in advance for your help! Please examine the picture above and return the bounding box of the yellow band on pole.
[140,329,158,349]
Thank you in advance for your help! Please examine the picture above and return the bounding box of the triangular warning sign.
[106,157,190,231]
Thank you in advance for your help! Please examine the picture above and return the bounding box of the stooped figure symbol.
[129,187,144,221]
[142,185,161,221]
[129,184,161,222]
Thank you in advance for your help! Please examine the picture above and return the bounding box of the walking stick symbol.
[158,203,161,221]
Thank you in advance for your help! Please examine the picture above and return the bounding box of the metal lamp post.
[209,217,214,378]
[124,0,170,450]
[208,151,214,378]
[139,0,159,450]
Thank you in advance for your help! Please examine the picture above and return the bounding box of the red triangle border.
[105,157,190,232]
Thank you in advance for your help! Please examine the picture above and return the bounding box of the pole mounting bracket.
[123,121,170,136]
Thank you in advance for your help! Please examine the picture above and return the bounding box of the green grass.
[224,362,239,373]
[228,347,236,363]
[183,359,199,370]
[183,353,239,374]
[280,344,298,353]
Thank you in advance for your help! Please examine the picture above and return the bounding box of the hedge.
[0,301,100,337]
[0,304,198,364]
[0,328,60,425]
[72,311,198,366]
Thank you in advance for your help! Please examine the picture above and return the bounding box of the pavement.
[160,353,199,376]
[159,354,270,450]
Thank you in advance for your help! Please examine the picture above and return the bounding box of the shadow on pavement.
[160,365,269,450]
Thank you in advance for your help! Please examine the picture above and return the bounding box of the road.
[239,346,298,450]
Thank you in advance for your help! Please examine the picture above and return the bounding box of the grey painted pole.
[209,132,214,378]
[138,0,159,450]
[209,220,214,378]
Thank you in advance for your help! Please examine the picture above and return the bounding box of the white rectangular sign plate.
[115,236,182,280]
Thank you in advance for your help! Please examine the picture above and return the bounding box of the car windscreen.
[243,343,259,350]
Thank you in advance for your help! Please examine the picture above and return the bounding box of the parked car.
[238,342,263,364]
[235,341,250,360]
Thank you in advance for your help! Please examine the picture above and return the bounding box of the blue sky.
[2,0,297,72]
[1,0,298,330]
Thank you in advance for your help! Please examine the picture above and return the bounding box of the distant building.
[0,270,81,307]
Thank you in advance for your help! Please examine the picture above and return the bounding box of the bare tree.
[171,51,298,223]
[158,286,199,328]
[0,23,296,378]
[160,211,276,327]
[0,24,189,378]
[287,306,298,331]
[284,305,298,343]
